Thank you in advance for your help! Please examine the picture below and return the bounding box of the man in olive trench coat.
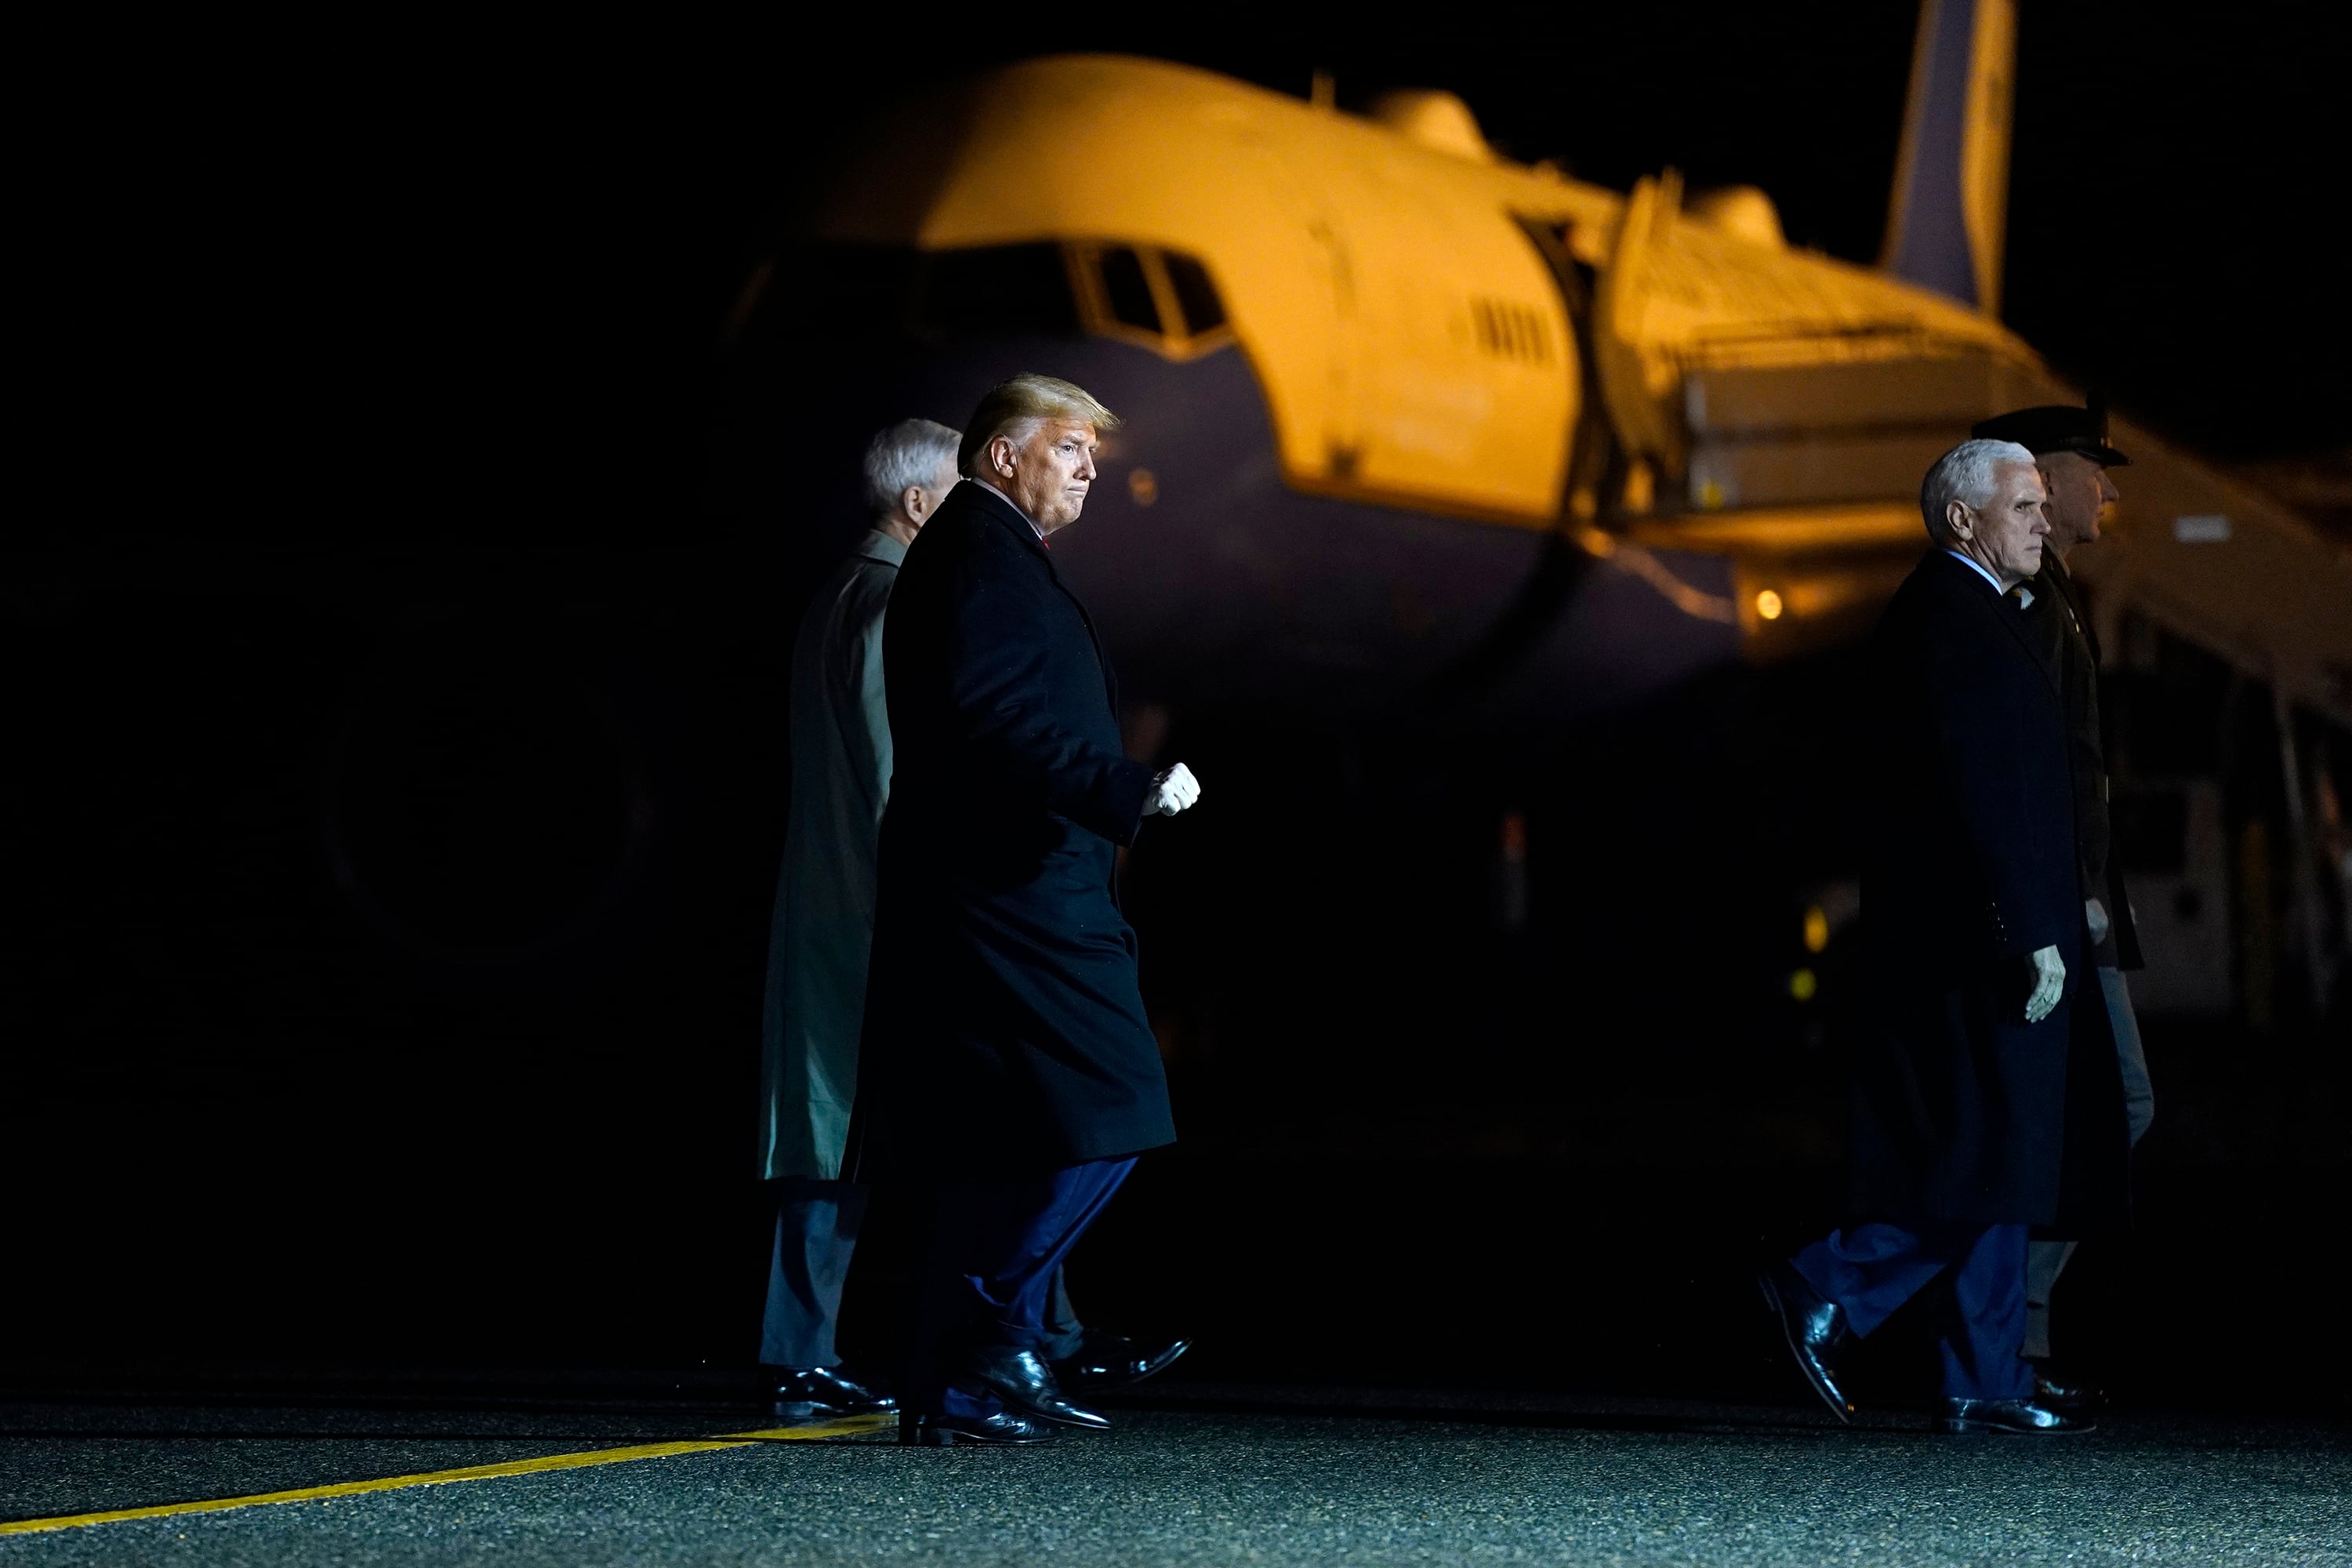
[1758,440,2130,1436]
[756,418,961,1421]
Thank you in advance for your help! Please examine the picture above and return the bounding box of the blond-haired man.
[855,375,1201,1446]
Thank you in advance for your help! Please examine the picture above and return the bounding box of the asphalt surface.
[4,1393,2347,1566]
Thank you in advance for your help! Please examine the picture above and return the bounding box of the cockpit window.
[1069,243,1233,361]
[1160,252,1226,336]
[1098,248,1162,335]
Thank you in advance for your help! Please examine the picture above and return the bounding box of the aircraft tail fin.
[1880,0,2016,314]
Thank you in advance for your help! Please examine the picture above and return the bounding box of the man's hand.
[1145,763,1200,817]
[2085,897,2111,945]
[2023,944,2066,1023]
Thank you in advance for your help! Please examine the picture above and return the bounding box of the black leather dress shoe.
[1051,1332,1191,1393]
[2031,1368,2104,1417]
[1939,1396,2094,1434]
[899,1411,1058,1446]
[1757,1261,1855,1422]
[770,1365,897,1422]
[964,1347,1109,1429]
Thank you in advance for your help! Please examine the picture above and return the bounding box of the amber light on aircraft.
[752,41,2351,726]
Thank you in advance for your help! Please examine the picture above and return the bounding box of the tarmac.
[4,1385,2347,1566]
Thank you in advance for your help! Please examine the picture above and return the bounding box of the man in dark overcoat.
[855,373,1203,1446]
[1973,404,2154,1403]
[1759,438,2130,1436]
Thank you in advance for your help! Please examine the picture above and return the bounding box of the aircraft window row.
[1469,297,1552,365]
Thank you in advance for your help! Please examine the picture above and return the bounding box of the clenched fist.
[1145,763,1201,817]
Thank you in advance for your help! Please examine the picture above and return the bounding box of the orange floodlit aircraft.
[723,0,2350,728]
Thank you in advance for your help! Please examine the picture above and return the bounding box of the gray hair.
[1920,438,2037,542]
[862,418,962,521]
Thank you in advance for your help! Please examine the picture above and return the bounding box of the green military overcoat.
[759,529,906,1181]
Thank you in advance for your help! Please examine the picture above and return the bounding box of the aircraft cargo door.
[1268,149,1574,526]
[1190,118,1367,505]
[1327,158,1576,524]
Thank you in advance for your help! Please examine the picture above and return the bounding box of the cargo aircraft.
[721,0,2349,734]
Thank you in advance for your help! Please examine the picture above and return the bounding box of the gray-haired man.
[757,417,960,1421]
[1755,440,2129,1436]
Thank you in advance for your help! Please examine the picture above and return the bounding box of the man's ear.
[1945,499,1974,539]
[989,435,1018,477]
[901,485,927,522]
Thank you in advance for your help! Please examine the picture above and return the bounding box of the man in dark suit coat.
[855,374,1202,1446]
[1759,438,2129,1436]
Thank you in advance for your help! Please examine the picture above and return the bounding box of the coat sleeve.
[939,539,1156,846]
[1919,615,2066,960]
[827,561,895,823]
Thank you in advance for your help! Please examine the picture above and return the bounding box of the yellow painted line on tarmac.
[0,1414,894,1537]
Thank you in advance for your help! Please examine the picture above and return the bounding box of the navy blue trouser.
[909,1156,1135,1420]
[1791,1221,2034,1400]
[761,1178,1093,1372]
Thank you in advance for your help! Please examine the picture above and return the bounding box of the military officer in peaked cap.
[1970,403,2156,1413]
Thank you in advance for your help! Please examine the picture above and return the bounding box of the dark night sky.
[56,2,2350,544]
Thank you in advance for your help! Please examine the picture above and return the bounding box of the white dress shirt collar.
[1942,549,2035,609]
[1943,549,2007,596]
[973,478,1047,541]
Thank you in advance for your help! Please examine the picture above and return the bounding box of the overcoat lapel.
[967,484,1118,703]
[1936,551,2063,706]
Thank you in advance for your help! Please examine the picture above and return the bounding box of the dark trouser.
[1044,1265,1086,1363]
[908,1157,1134,1420]
[1792,1221,2034,1400]
[760,1178,868,1370]
[761,1176,1091,1374]
[2024,964,2155,1360]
